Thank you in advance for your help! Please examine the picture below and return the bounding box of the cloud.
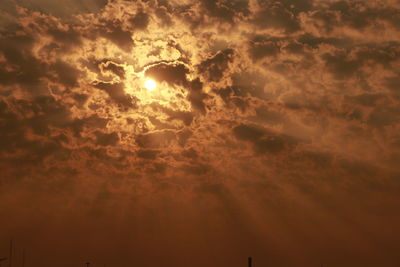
[93,81,137,109]
[1,0,400,266]
[129,9,150,31]
[145,62,189,86]
[233,123,297,154]
[198,48,235,81]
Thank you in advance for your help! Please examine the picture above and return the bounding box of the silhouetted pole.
[21,249,25,267]
[248,257,252,267]
[9,240,13,267]
[86,262,90,267]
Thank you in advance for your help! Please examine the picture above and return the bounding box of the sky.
[0,0,400,267]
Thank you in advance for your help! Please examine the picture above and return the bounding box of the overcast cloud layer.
[1,1,400,267]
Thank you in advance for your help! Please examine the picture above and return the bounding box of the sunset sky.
[0,0,400,267]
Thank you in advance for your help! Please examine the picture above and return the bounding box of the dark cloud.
[51,60,81,87]
[93,81,137,108]
[385,75,400,93]
[345,94,385,107]
[253,106,286,125]
[249,37,281,61]
[137,149,159,159]
[100,61,126,79]
[0,33,45,87]
[231,71,268,99]
[150,103,194,126]
[187,78,208,114]
[154,6,173,27]
[297,33,352,49]
[181,161,211,175]
[9,0,108,17]
[0,96,71,173]
[322,51,362,79]
[214,86,250,111]
[200,0,250,23]
[233,124,297,154]
[100,20,134,52]
[198,49,234,81]
[145,62,189,86]
[129,10,150,31]
[367,107,400,128]
[94,131,119,146]
[253,2,301,33]
[329,1,400,29]
[136,130,176,148]
[145,63,209,113]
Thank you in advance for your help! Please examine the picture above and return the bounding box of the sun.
[144,79,157,91]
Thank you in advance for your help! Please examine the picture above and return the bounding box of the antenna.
[21,249,25,267]
[9,240,13,267]
[248,257,252,267]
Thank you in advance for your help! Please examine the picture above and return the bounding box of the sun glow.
[144,79,157,91]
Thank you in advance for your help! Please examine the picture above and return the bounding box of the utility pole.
[21,249,25,267]
[248,257,252,267]
[9,240,13,267]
